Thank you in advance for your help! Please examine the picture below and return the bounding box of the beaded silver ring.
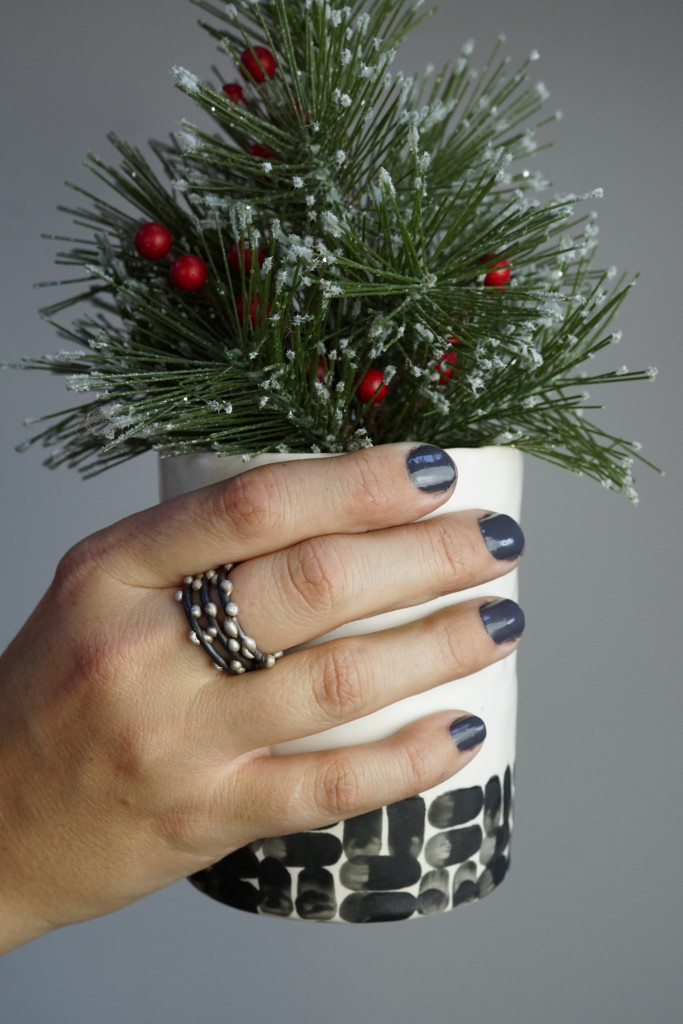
[175,564,283,674]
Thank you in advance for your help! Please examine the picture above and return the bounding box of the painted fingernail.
[479,512,525,560]
[406,445,457,493]
[480,598,525,644]
[449,715,487,751]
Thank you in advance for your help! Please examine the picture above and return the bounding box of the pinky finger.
[232,711,486,839]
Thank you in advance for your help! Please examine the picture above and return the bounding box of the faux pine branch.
[9,0,657,496]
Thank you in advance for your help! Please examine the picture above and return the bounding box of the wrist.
[0,889,56,955]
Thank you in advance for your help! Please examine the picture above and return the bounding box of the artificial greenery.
[10,0,656,496]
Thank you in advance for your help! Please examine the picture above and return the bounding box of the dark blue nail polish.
[406,445,457,493]
[479,513,525,560]
[480,598,525,644]
[449,715,487,751]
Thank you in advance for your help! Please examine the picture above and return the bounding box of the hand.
[0,443,524,951]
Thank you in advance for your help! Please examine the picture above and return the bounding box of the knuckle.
[315,754,363,819]
[68,590,156,689]
[51,535,109,598]
[210,468,283,542]
[347,450,390,518]
[63,627,170,783]
[399,738,437,795]
[52,528,140,596]
[153,798,208,856]
[109,715,168,787]
[70,619,145,704]
[100,664,173,785]
[71,628,119,689]
[425,519,470,583]
[428,610,476,674]
[285,536,347,616]
[313,640,372,725]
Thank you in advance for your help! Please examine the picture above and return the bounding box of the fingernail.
[479,512,525,560]
[449,715,487,751]
[406,445,457,493]
[480,598,525,645]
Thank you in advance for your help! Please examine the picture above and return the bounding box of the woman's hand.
[0,443,524,951]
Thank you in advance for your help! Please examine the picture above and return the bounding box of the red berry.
[248,143,275,160]
[227,240,267,275]
[134,222,172,260]
[435,346,460,383]
[222,82,248,106]
[239,45,277,84]
[236,294,270,326]
[356,369,389,405]
[170,254,208,292]
[483,255,511,288]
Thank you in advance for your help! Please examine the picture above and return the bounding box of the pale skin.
[0,443,524,953]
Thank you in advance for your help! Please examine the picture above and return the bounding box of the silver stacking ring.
[175,564,283,674]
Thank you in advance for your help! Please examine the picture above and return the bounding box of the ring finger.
[215,508,524,654]
[190,594,524,756]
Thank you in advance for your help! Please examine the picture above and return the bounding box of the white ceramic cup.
[160,446,523,922]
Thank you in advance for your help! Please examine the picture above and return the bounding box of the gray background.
[1,0,681,1021]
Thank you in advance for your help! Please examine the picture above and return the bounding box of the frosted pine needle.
[6,0,657,494]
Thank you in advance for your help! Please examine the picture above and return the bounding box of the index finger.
[89,443,458,588]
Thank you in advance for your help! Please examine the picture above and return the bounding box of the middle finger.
[229,509,525,652]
